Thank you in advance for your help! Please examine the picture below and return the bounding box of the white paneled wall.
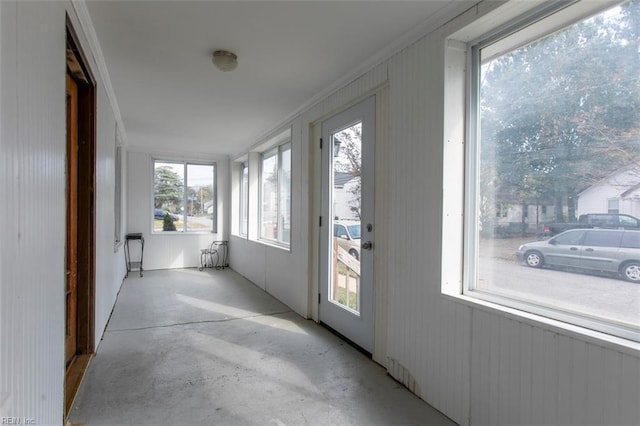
[1,2,67,422]
[1,2,129,422]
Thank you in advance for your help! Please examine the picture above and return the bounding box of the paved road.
[478,256,640,327]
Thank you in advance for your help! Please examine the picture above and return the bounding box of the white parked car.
[334,220,361,260]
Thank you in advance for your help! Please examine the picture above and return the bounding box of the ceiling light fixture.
[212,50,238,72]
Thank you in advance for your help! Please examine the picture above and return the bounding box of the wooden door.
[65,73,78,364]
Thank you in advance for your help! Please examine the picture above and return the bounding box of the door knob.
[362,241,373,250]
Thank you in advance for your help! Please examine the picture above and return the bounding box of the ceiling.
[86,1,474,157]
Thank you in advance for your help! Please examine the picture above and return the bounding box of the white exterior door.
[319,96,375,353]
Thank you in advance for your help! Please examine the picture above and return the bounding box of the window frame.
[259,142,292,247]
[461,0,639,342]
[608,198,620,214]
[114,144,124,249]
[239,161,249,237]
[152,158,217,234]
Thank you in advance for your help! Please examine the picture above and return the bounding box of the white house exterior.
[334,172,360,221]
[577,166,640,218]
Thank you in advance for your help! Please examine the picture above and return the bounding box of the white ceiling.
[86,1,474,157]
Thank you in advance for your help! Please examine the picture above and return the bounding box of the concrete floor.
[69,268,455,425]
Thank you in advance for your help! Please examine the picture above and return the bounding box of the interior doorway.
[64,21,96,419]
[319,96,376,353]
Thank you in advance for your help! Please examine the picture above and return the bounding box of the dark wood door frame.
[65,17,96,419]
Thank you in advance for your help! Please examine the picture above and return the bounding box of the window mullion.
[183,162,188,232]
[277,146,282,242]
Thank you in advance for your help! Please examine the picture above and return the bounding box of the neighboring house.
[577,166,640,218]
[334,172,360,221]
[205,200,214,214]
[493,202,557,234]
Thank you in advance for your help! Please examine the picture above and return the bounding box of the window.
[114,145,123,246]
[260,143,291,244]
[466,1,640,340]
[582,230,623,248]
[608,199,620,214]
[552,229,585,246]
[240,162,249,236]
[621,231,640,249]
[620,215,639,227]
[153,160,216,233]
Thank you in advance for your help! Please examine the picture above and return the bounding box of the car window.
[589,214,617,227]
[552,230,585,245]
[334,225,348,238]
[582,231,623,248]
[621,231,640,249]
[347,225,361,239]
[619,215,639,227]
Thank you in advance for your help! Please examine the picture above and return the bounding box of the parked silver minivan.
[516,229,640,282]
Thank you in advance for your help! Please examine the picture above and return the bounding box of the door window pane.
[331,122,362,312]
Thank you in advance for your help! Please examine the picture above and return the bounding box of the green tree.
[480,1,640,229]
[162,213,177,231]
[154,166,183,210]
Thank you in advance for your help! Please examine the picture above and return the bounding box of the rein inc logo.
[1,418,35,425]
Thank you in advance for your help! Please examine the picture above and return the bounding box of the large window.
[153,160,216,233]
[466,1,639,340]
[260,143,291,244]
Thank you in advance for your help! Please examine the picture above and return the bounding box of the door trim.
[308,85,390,366]
[65,18,96,419]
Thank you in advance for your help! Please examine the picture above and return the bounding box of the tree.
[162,213,177,231]
[154,166,183,211]
[480,2,640,229]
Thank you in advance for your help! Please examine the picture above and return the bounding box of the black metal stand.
[199,241,228,271]
[125,233,144,277]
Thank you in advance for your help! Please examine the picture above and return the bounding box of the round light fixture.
[212,50,238,72]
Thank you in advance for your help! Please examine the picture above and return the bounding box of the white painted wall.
[1,2,128,422]
[0,2,67,421]
[126,150,230,271]
[229,121,308,316]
